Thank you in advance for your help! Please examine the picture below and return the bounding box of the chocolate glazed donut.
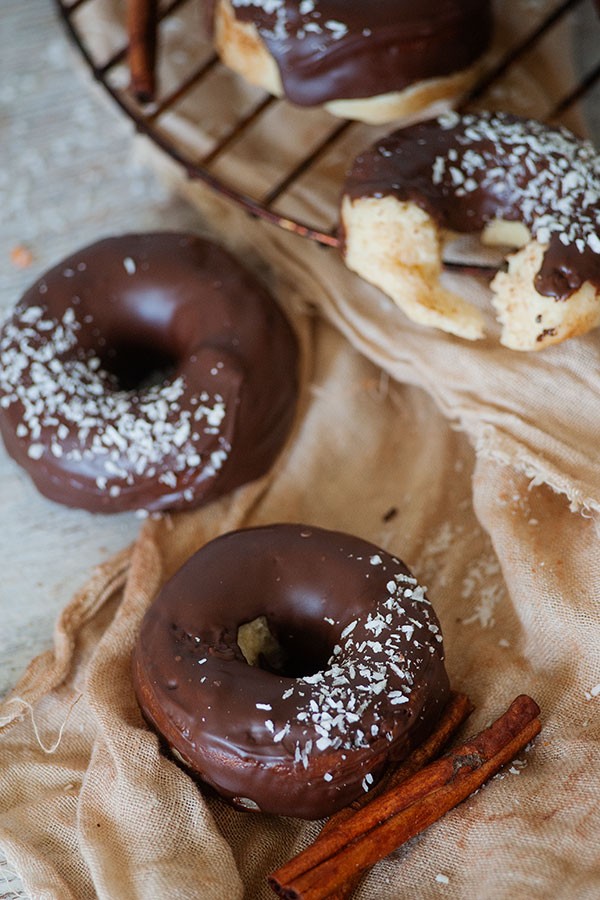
[226,0,493,106]
[341,112,600,349]
[0,234,298,512]
[211,0,493,123]
[343,112,600,300]
[133,524,450,819]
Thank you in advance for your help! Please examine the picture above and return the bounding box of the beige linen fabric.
[1,313,599,900]
[1,0,600,898]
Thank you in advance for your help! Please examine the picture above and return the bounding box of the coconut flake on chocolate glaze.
[341,111,600,349]
[132,524,450,820]
[213,0,493,123]
[0,234,299,512]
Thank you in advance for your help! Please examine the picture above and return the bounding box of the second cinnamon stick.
[321,690,474,900]
[270,694,541,900]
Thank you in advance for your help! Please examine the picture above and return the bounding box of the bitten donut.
[341,111,600,350]
[133,524,450,819]
[0,234,298,512]
[212,0,493,124]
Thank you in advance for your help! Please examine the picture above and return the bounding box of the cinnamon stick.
[320,691,474,900]
[127,0,158,102]
[269,695,541,900]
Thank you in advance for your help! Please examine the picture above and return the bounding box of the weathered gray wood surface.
[0,0,204,698]
[0,1,201,893]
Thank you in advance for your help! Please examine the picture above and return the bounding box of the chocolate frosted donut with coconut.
[0,233,298,512]
[341,111,600,349]
[133,524,450,819]
[212,0,493,124]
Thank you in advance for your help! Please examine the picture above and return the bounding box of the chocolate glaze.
[0,234,298,513]
[133,524,450,819]
[226,0,493,106]
[343,111,600,300]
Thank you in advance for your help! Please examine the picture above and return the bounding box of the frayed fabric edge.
[472,424,600,518]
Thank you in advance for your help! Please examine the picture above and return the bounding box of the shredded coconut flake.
[270,562,441,762]
[0,306,230,506]
[425,112,600,254]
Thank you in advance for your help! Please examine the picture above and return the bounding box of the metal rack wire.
[56,0,600,250]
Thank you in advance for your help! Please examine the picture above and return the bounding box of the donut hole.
[237,616,284,670]
[237,615,332,678]
[100,339,178,392]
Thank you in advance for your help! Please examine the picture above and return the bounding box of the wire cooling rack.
[56,0,600,249]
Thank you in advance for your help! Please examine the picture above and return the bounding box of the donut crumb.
[10,245,33,268]
[237,616,285,670]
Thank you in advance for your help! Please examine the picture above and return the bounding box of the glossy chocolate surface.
[133,524,450,819]
[344,111,600,300]
[0,234,298,512]
[227,0,493,105]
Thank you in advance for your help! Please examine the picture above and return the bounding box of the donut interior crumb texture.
[342,112,600,350]
[237,615,287,671]
[132,524,450,819]
[0,234,299,512]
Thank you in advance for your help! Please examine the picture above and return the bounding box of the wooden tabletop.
[0,2,201,891]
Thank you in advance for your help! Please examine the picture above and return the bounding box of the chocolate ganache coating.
[227,0,493,106]
[132,524,450,819]
[343,111,600,300]
[0,234,298,513]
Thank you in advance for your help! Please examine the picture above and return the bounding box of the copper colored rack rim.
[56,0,600,255]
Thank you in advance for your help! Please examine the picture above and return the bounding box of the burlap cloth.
[1,1,599,897]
